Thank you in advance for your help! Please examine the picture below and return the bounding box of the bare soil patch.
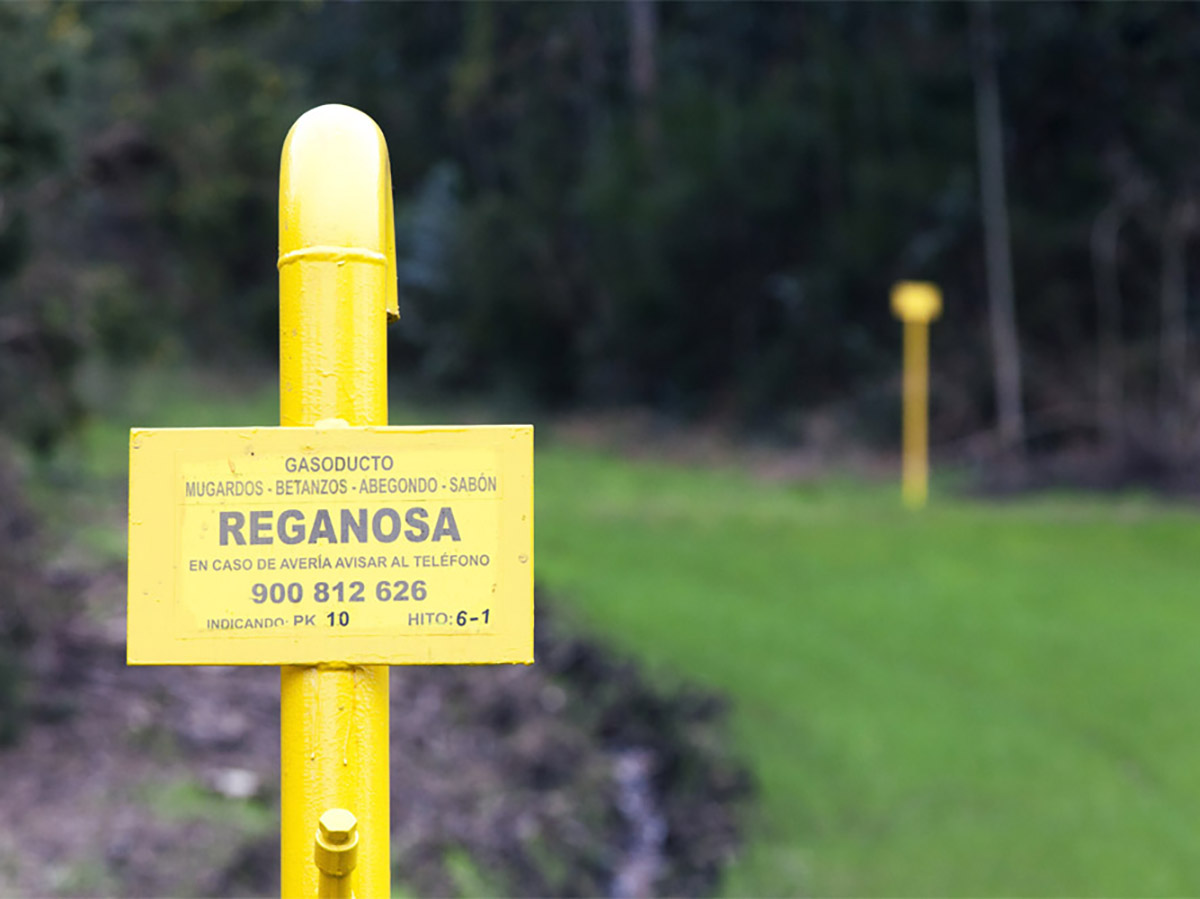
[0,576,749,898]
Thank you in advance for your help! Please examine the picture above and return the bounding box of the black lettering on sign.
[220,511,246,545]
[217,506,462,546]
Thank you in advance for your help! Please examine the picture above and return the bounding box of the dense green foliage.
[4,3,1200,450]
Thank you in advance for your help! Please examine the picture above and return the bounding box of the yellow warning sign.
[127,425,533,665]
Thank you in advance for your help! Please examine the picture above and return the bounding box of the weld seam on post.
[278,246,388,269]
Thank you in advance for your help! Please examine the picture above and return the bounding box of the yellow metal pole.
[901,318,929,508]
[891,282,942,510]
[278,104,397,899]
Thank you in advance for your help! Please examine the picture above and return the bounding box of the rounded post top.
[279,104,398,320]
[891,281,942,323]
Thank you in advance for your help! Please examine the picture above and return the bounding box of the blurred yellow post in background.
[891,282,942,509]
[278,104,398,898]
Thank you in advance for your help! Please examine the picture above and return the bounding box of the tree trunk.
[970,0,1026,456]
[1091,201,1125,451]
[1159,198,1193,454]
[628,0,658,152]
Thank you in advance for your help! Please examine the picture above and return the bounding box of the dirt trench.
[0,580,750,898]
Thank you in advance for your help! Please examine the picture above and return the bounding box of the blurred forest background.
[7,2,1200,896]
[7,1,1200,457]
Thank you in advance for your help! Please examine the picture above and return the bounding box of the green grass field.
[538,452,1200,896]
[61,370,1200,896]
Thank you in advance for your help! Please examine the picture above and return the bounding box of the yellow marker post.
[126,103,533,897]
[278,104,394,899]
[891,281,942,509]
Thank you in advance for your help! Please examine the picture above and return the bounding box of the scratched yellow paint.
[127,424,533,665]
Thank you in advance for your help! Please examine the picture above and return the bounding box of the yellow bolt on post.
[279,104,395,899]
[891,281,942,509]
[314,808,359,899]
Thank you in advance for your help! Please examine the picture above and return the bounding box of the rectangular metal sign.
[127,425,533,665]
